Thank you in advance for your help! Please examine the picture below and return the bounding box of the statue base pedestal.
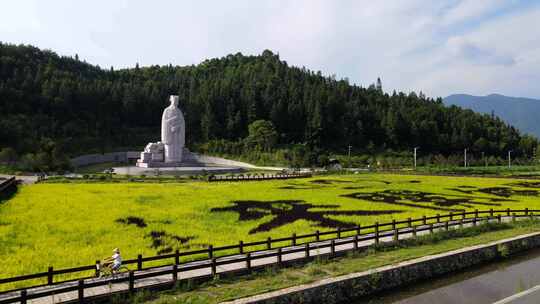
[136,148,189,168]
[136,161,184,168]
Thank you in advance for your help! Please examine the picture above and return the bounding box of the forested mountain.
[0,42,537,169]
[444,94,540,138]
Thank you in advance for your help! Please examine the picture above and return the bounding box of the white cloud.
[442,0,507,25]
[0,0,539,98]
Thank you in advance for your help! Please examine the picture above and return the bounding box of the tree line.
[0,42,537,170]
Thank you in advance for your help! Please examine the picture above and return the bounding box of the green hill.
[0,42,537,170]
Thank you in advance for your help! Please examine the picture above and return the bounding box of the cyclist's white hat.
[113,248,120,253]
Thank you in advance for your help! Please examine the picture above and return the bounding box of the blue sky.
[1,0,540,99]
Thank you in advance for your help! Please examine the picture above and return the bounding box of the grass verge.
[112,219,540,304]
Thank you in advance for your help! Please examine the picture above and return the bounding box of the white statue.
[137,95,186,167]
[161,95,185,163]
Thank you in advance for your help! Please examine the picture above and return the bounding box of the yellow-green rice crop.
[1,173,540,290]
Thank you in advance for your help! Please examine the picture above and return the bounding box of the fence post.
[316,230,320,241]
[330,240,336,256]
[507,208,510,216]
[436,214,440,223]
[512,213,516,223]
[429,224,434,234]
[47,266,53,285]
[137,254,142,270]
[413,226,417,237]
[292,233,297,246]
[354,235,359,250]
[526,208,529,216]
[172,264,178,283]
[246,253,252,271]
[392,219,396,230]
[129,271,134,292]
[356,225,361,235]
[305,243,310,258]
[408,218,412,228]
[20,289,27,304]
[277,248,282,265]
[423,216,427,225]
[375,222,380,245]
[175,250,180,265]
[473,217,477,226]
[445,221,449,231]
[337,228,341,239]
[393,229,398,242]
[490,209,494,217]
[208,245,213,259]
[267,237,272,250]
[475,209,479,218]
[462,211,466,220]
[498,214,502,223]
[95,260,101,277]
[239,241,244,254]
[211,258,217,276]
[78,279,84,303]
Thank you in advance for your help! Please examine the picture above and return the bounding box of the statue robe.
[161,104,185,162]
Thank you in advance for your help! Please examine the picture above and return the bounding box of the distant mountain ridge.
[444,94,540,138]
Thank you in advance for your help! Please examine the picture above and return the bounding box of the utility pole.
[413,147,419,170]
[464,148,468,168]
[348,145,352,168]
[508,150,512,168]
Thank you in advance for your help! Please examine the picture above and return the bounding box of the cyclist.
[103,248,123,273]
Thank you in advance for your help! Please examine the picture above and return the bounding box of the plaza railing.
[207,172,312,182]
[0,208,538,303]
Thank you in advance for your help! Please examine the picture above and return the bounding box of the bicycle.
[97,263,130,278]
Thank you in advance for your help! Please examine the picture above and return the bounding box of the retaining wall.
[70,152,140,167]
[226,231,540,304]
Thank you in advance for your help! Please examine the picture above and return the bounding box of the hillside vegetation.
[0,43,537,170]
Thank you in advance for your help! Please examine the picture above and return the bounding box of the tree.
[244,120,278,151]
[0,147,17,164]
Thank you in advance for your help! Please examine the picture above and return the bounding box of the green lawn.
[1,173,540,290]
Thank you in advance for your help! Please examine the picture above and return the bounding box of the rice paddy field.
[2,173,540,289]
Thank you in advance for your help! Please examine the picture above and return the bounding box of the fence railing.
[208,172,311,182]
[0,208,538,303]
[0,177,16,194]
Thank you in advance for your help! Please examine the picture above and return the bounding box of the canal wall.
[226,231,540,304]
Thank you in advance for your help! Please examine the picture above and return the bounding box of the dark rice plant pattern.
[211,200,402,234]
[342,190,509,212]
[448,186,539,198]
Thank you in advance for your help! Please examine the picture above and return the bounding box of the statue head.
[169,95,179,107]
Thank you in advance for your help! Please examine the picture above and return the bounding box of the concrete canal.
[362,248,540,304]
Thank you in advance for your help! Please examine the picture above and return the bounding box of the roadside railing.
[0,177,16,194]
[208,172,311,182]
[0,208,538,303]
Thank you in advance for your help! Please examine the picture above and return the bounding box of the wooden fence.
[0,208,538,303]
[208,172,312,182]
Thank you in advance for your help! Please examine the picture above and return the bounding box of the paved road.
[0,174,38,185]
[0,216,520,304]
[494,286,540,304]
